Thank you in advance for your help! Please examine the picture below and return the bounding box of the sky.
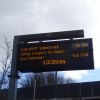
[0,0,100,82]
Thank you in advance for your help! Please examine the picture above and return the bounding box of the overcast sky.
[0,0,100,82]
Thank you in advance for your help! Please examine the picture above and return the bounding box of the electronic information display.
[17,38,94,72]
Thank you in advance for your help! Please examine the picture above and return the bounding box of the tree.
[0,37,12,89]
[20,72,75,88]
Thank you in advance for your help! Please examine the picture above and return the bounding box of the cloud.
[0,0,36,36]
[31,0,96,33]
[0,0,96,35]
[63,70,88,80]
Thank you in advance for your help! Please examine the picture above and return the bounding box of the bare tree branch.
[0,36,12,89]
[20,72,75,88]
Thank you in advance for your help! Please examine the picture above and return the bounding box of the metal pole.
[79,83,81,100]
[33,74,37,100]
[54,71,57,100]
[8,37,19,100]
[91,83,93,97]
